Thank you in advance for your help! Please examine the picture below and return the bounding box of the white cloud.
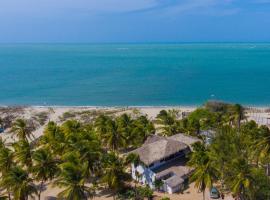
[0,0,158,14]
[145,0,239,17]
[0,0,241,18]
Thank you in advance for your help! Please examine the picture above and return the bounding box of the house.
[131,133,200,194]
[200,130,216,145]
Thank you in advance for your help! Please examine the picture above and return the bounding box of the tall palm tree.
[0,166,37,200]
[101,119,126,151]
[188,142,218,200]
[0,146,14,200]
[125,153,141,197]
[0,147,14,174]
[102,152,127,192]
[12,140,33,168]
[11,119,34,141]
[132,116,155,146]
[74,139,101,180]
[41,121,66,155]
[228,158,255,200]
[117,114,134,146]
[53,162,94,200]
[95,115,110,136]
[32,148,59,200]
[230,104,245,129]
[0,137,5,149]
[254,126,270,174]
[156,110,180,136]
[61,120,82,138]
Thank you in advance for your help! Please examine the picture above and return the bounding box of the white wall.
[131,163,156,189]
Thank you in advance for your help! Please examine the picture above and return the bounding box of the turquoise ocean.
[1,43,270,106]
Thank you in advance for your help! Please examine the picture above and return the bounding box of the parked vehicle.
[210,187,220,199]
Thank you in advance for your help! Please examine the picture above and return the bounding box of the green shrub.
[160,197,170,200]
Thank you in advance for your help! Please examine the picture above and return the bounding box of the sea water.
[0,43,270,106]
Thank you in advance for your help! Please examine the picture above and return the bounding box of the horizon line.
[1,41,270,45]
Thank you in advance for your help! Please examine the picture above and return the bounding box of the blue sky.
[0,0,270,42]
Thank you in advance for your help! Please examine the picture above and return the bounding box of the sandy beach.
[1,105,270,143]
[0,106,196,143]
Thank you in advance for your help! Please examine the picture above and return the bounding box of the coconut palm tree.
[102,119,126,151]
[95,115,110,136]
[156,110,180,136]
[0,147,14,174]
[41,121,66,155]
[32,148,59,200]
[75,139,102,180]
[0,146,14,200]
[11,119,34,141]
[254,126,270,174]
[227,158,255,200]
[0,138,5,149]
[61,120,82,138]
[12,140,33,168]
[228,104,245,129]
[132,116,155,146]
[188,142,218,200]
[53,162,94,200]
[0,166,37,200]
[102,152,127,192]
[117,114,134,146]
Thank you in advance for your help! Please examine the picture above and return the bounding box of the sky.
[0,0,270,43]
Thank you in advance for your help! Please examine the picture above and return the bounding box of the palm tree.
[0,146,14,200]
[156,110,180,136]
[188,142,218,200]
[102,119,126,151]
[12,140,33,168]
[32,148,59,200]
[228,158,255,200]
[254,126,270,174]
[132,116,155,146]
[53,162,94,200]
[0,166,37,200]
[229,104,245,129]
[117,114,134,146]
[41,121,66,155]
[11,119,34,141]
[74,138,101,180]
[102,152,127,192]
[95,115,110,136]
[0,147,14,174]
[62,120,82,137]
[0,137,5,149]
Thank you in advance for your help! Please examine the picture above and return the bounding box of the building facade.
[131,133,200,194]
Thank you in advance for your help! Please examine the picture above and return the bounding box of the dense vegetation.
[0,113,155,200]
[187,102,270,200]
[0,101,270,200]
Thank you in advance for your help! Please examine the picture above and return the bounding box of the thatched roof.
[169,133,200,148]
[133,133,200,166]
[133,134,192,166]
[143,134,164,145]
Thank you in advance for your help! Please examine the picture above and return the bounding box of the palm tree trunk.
[203,190,205,200]
[38,180,44,200]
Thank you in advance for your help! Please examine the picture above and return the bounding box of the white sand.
[40,182,233,200]
[1,105,270,143]
[0,106,196,143]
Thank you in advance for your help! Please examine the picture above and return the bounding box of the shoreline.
[0,104,269,108]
